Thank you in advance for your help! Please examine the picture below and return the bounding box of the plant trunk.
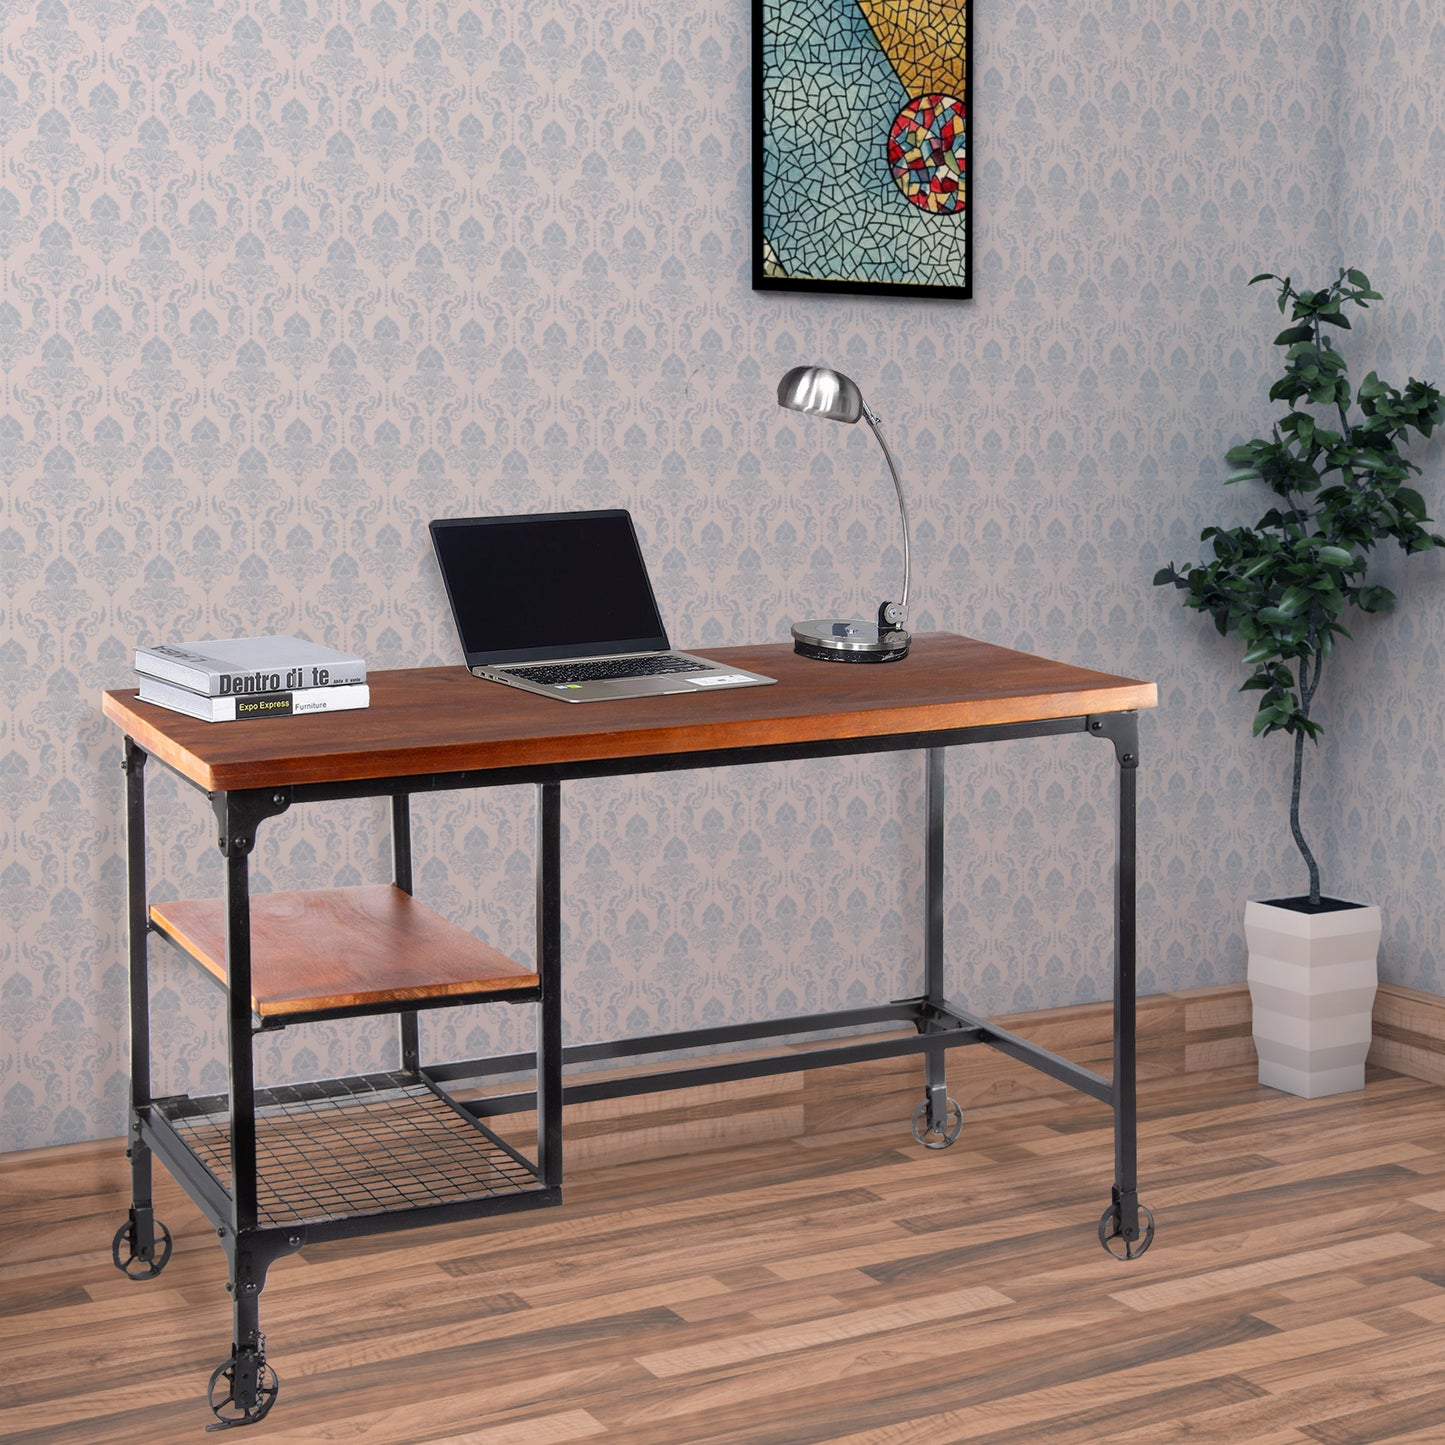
[1289,728,1322,905]
[1288,641,1324,906]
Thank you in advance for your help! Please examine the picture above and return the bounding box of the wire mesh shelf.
[158,1071,546,1228]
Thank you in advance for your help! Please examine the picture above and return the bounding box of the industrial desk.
[103,631,1158,1427]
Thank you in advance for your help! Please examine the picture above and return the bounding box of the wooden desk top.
[103,632,1157,793]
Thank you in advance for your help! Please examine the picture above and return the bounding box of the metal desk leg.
[913,747,961,1149]
[213,793,273,1426]
[536,781,564,1189]
[219,799,261,1237]
[209,1233,280,1430]
[1090,712,1154,1259]
[204,789,291,1427]
[112,739,174,1280]
[392,793,420,1072]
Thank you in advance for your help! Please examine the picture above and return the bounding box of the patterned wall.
[2,0,1441,1151]
[1317,0,1445,988]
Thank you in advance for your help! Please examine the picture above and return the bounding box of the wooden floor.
[5,1060,1445,1443]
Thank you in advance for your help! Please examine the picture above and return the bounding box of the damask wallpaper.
[1,0,1442,1151]
[1316,1,1445,995]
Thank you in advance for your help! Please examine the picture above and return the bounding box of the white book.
[137,676,370,723]
[134,635,367,697]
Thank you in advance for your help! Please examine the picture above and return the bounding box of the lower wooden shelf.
[149,883,539,1021]
[154,1072,551,1229]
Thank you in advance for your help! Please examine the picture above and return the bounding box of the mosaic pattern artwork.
[889,95,967,212]
[755,0,971,296]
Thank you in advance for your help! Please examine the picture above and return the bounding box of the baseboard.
[1371,981,1445,1086]
[14,983,1437,1172]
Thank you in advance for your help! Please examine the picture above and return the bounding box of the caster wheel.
[206,1354,279,1430]
[1098,1201,1155,1260]
[911,1096,962,1149]
[111,1215,173,1278]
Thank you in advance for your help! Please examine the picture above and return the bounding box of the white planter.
[1245,898,1381,1098]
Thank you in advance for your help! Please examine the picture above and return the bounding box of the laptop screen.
[429,510,672,665]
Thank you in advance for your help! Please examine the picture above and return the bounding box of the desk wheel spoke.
[206,1344,279,1430]
[1098,1199,1155,1260]
[111,1210,172,1279]
[911,1096,962,1149]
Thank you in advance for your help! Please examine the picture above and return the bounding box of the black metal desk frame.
[116,703,1150,1428]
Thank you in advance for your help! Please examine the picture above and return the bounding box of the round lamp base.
[791,620,911,663]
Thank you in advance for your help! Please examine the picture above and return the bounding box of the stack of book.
[134,635,370,722]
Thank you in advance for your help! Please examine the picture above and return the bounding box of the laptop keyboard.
[505,655,711,685]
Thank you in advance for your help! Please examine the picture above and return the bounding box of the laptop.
[430,510,777,702]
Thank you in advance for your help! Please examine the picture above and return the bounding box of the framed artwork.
[753,0,972,299]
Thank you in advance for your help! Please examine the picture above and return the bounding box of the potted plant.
[1155,267,1444,1097]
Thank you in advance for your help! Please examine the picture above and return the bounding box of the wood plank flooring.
[5,1059,1445,1443]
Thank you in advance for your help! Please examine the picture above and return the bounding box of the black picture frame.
[753,0,973,300]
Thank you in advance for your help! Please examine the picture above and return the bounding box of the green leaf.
[1274,324,1314,345]
[1397,487,1427,519]
[1252,710,1281,737]
[1315,545,1354,566]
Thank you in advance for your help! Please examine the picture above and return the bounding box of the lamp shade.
[776,365,864,424]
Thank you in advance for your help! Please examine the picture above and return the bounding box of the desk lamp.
[777,365,912,662]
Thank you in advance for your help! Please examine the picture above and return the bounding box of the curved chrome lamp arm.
[861,401,910,627]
